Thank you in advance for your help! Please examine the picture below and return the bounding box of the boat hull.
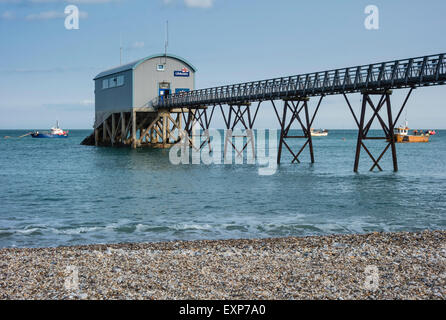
[31,133,68,139]
[311,133,328,137]
[394,134,429,143]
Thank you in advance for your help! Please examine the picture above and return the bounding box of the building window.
[117,75,124,86]
[102,75,124,90]
[109,77,117,88]
[157,64,165,71]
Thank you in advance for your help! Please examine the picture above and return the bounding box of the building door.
[159,82,170,101]
[159,88,171,100]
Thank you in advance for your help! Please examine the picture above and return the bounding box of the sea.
[0,129,445,248]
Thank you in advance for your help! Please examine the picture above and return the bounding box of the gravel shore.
[0,230,445,300]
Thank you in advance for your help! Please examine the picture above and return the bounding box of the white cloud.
[128,41,144,49]
[162,0,214,8]
[26,11,64,20]
[184,0,213,8]
[1,11,15,20]
[25,10,88,20]
[0,0,117,3]
[0,66,100,73]
[60,0,117,3]
[79,99,94,106]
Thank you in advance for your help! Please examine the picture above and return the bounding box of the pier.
[84,53,446,172]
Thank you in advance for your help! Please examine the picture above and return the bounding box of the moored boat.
[393,121,429,143]
[31,122,68,138]
[311,128,328,137]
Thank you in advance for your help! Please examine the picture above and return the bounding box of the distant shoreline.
[1,230,445,300]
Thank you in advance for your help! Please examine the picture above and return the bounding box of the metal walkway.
[91,53,446,172]
[154,53,445,108]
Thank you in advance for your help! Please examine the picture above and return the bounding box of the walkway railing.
[154,53,446,109]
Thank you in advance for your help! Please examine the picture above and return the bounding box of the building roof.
[93,53,197,80]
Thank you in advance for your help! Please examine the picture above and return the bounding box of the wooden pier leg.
[162,113,167,148]
[178,112,182,132]
[132,110,137,149]
[354,95,367,172]
[166,114,172,144]
[149,128,153,144]
[103,119,107,142]
[121,112,126,144]
[94,128,99,146]
[111,113,116,146]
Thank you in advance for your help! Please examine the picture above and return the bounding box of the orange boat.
[393,121,429,143]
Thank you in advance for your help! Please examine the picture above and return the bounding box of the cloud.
[0,0,117,4]
[43,99,94,110]
[79,99,94,106]
[127,41,144,49]
[184,0,213,8]
[25,10,88,20]
[1,11,15,20]
[0,66,101,74]
[162,0,214,8]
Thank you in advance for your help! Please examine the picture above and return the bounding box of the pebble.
[0,230,445,299]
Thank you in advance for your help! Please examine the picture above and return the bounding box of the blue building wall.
[94,69,133,113]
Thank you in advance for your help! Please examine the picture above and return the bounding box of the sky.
[0,0,445,129]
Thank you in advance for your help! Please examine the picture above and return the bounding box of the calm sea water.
[0,129,445,248]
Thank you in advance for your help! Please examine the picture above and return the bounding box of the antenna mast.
[120,32,123,65]
[164,21,169,63]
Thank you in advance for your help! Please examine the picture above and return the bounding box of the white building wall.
[133,56,195,109]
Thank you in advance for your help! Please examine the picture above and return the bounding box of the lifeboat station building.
[91,53,197,148]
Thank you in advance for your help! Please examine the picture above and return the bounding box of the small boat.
[31,122,68,138]
[393,121,429,143]
[311,128,328,137]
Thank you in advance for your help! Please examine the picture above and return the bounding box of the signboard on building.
[174,67,190,77]
[175,88,190,94]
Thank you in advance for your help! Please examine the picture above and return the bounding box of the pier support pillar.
[132,110,137,149]
[181,106,216,153]
[121,112,126,143]
[162,113,168,148]
[94,128,99,147]
[136,110,182,148]
[111,113,116,146]
[344,88,414,172]
[102,119,107,142]
[273,96,324,164]
[220,102,260,161]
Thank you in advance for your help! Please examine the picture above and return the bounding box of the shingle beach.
[0,230,445,300]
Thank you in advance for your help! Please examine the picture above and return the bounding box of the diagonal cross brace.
[273,96,324,164]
